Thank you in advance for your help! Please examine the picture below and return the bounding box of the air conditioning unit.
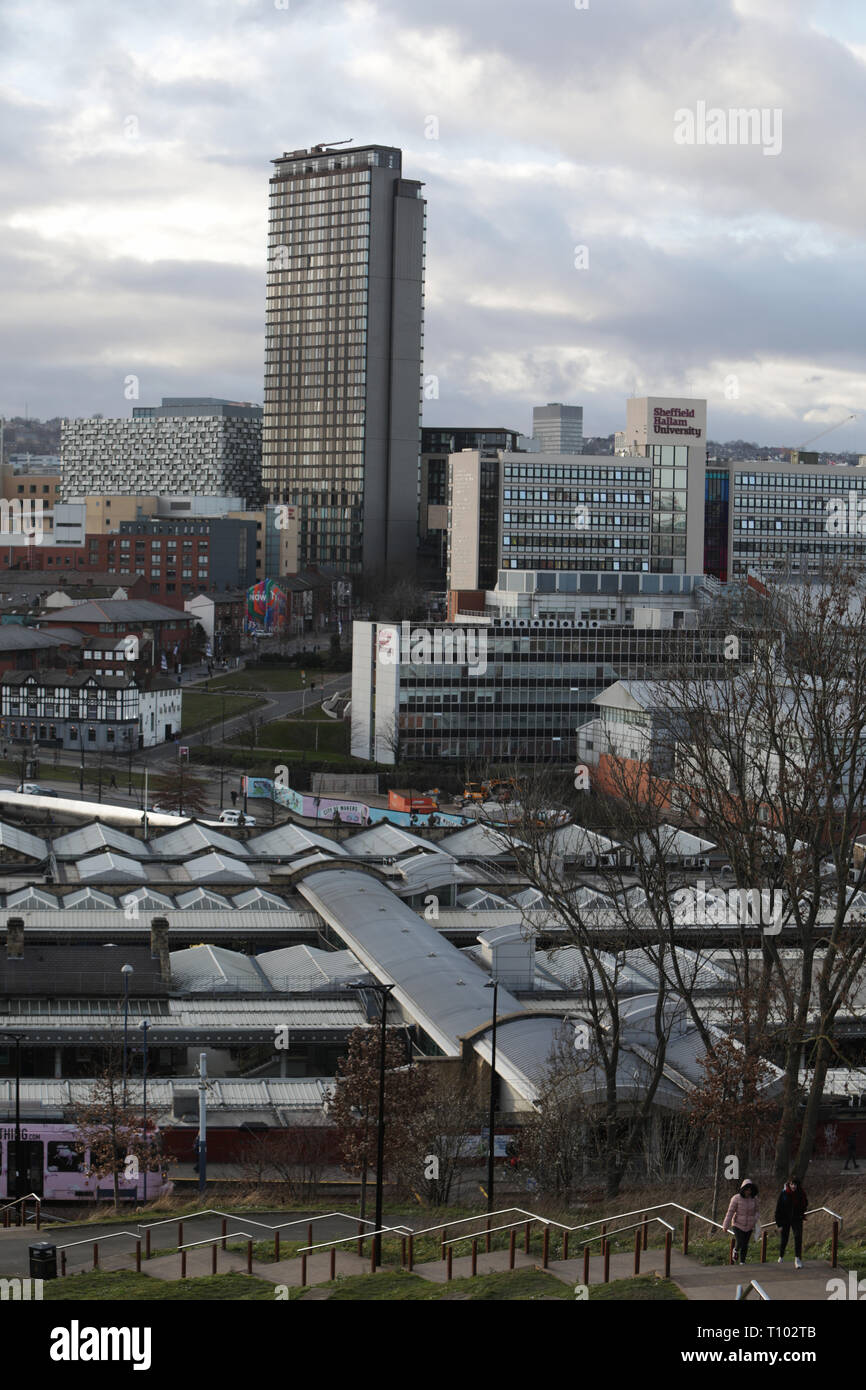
[500,619,514,629]
[530,619,544,629]
[545,619,558,628]
[559,620,573,630]
[589,621,600,628]
[575,621,586,629]
[516,619,529,629]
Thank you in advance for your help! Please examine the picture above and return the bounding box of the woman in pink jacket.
[722,1178,760,1265]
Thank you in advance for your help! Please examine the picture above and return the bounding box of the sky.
[2,0,866,449]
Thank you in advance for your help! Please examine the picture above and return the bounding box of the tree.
[687,1033,779,1219]
[329,1027,430,1206]
[234,1123,332,1200]
[66,1060,156,1209]
[151,766,209,817]
[412,1069,485,1206]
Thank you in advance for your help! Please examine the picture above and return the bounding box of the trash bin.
[29,1242,57,1280]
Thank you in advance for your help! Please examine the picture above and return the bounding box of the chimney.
[150,915,171,986]
[6,916,24,961]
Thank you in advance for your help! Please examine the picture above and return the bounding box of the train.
[0,1122,172,1204]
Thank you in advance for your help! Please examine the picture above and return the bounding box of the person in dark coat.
[775,1176,808,1268]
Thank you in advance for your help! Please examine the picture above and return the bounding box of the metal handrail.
[578,1216,675,1248]
[56,1230,140,1250]
[179,1231,254,1251]
[736,1280,770,1300]
[137,1207,382,1235]
[0,1192,41,1215]
[757,1204,842,1231]
[300,1221,413,1254]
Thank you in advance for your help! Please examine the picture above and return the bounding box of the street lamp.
[346,979,395,1268]
[0,1032,24,1204]
[121,964,134,1105]
[139,1019,149,1202]
[484,977,500,1214]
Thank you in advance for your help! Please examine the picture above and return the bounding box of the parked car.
[218,809,257,826]
[15,783,57,797]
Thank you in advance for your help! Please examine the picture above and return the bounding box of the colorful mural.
[246,580,287,633]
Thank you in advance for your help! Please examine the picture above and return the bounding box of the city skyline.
[2,1,866,451]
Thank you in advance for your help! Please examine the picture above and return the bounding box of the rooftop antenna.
[316,139,353,149]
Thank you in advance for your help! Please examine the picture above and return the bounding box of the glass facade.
[731,468,866,576]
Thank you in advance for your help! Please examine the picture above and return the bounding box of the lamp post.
[484,977,500,1214]
[139,1019,149,1202]
[121,964,134,1105]
[347,979,395,1268]
[0,1032,24,1203]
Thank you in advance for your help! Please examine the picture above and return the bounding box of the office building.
[532,403,583,454]
[419,427,522,587]
[61,399,263,504]
[263,143,425,576]
[447,397,708,589]
[352,571,733,763]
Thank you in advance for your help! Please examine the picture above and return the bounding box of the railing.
[0,1193,41,1229]
[754,1205,843,1267]
[736,1280,770,1300]
[56,1229,143,1276]
[136,1207,390,1264]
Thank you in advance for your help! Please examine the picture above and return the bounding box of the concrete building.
[532,403,583,454]
[263,143,425,577]
[351,573,735,764]
[448,396,708,590]
[419,428,522,588]
[61,399,263,504]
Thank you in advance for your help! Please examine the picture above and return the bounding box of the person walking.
[844,1132,859,1170]
[775,1176,808,1269]
[722,1178,760,1265]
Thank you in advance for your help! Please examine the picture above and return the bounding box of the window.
[87,727,96,743]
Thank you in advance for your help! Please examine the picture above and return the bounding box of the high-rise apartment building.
[263,143,425,577]
[532,403,583,454]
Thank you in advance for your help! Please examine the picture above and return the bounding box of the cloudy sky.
[3,0,866,448]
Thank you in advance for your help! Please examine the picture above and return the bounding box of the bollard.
[682,1213,689,1256]
[524,1221,531,1254]
[634,1227,641,1276]
[177,1221,183,1249]
[761,1231,768,1264]
[831,1220,839,1269]
[145,1228,151,1261]
[603,1239,610,1284]
[93,1243,99,1270]
[563,1230,569,1261]
[471,1239,478,1276]
[642,1212,647,1251]
[301,1253,307,1287]
[181,1250,187,1279]
[60,1251,67,1278]
[509,1230,516,1269]
[136,1239,141,1274]
[212,1244,217,1275]
[664,1230,672,1279]
[247,1239,253,1276]
[221,1218,227,1252]
[330,1246,336,1280]
[446,1246,453,1282]
[274,1231,280,1262]
[583,1245,590,1285]
[542,1226,550,1269]
[408,1234,414,1271]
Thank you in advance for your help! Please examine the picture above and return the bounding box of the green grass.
[44,1270,278,1301]
[587,1274,686,1301]
[313,1268,574,1300]
[231,717,348,756]
[180,692,265,733]
[201,669,338,693]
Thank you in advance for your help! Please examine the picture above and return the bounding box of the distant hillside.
[1,416,63,462]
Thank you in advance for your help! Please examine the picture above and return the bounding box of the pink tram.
[0,1122,171,1203]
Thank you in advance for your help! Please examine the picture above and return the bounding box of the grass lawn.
[587,1274,686,1300]
[231,716,348,756]
[44,1270,279,1301]
[180,692,265,732]
[201,669,338,693]
[311,1268,575,1300]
